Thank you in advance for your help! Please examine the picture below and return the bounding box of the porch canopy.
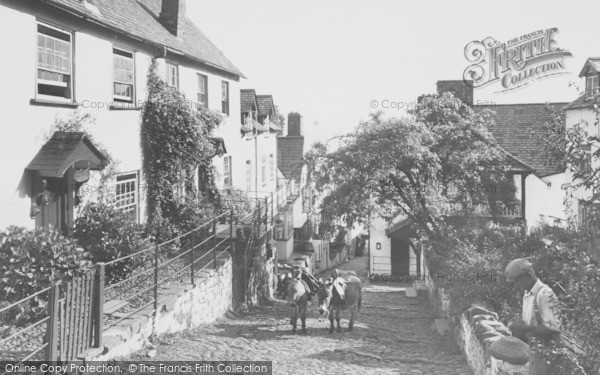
[26,131,107,178]
[386,217,418,239]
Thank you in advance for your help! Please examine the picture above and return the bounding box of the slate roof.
[27,132,107,178]
[578,57,600,77]
[240,89,258,113]
[474,103,568,177]
[256,95,274,116]
[562,94,597,111]
[43,0,244,78]
[277,137,304,180]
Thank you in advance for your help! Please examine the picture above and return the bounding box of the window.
[221,81,229,115]
[172,182,185,202]
[115,172,139,222]
[223,156,232,187]
[577,145,593,173]
[270,154,274,181]
[261,156,267,185]
[166,63,179,89]
[586,75,599,98]
[113,48,135,102]
[37,23,73,100]
[245,160,252,192]
[197,73,208,108]
[274,208,294,240]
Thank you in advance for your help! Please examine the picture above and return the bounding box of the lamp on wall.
[376,242,381,250]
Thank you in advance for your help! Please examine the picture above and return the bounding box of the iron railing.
[102,211,234,331]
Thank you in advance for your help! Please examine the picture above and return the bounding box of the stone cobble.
[127,256,472,375]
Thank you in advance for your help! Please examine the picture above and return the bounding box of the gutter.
[40,0,245,79]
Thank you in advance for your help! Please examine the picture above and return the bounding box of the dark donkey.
[317,271,362,333]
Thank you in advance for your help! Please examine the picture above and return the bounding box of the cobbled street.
[128,256,472,375]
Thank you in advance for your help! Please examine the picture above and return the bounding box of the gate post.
[92,263,105,348]
[45,284,59,361]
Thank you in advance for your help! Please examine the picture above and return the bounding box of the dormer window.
[586,75,599,98]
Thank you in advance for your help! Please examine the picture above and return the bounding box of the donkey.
[286,268,310,333]
[317,273,362,333]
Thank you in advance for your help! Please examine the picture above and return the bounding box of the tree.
[542,101,600,227]
[306,93,512,239]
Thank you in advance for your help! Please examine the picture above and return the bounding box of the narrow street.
[129,256,472,375]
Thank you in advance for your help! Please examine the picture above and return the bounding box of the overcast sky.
[188,0,598,148]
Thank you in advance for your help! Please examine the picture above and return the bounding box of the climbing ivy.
[140,59,222,227]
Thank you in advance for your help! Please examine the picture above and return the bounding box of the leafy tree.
[306,93,512,239]
[542,102,600,226]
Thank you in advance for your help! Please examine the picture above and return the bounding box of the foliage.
[306,93,511,239]
[140,59,222,225]
[0,226,92,326]
[542,102,600,218]
[73,202,146,284]
[274,105,286,127]
[429,223,600,374]
[219,188,254,223]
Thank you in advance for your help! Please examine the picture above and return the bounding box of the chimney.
[436,80,474,106]
[287,112,303,136]
[159,0,186,36]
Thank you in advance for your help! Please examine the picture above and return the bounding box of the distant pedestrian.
[504,258,571,375]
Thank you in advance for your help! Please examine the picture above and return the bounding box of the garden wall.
[422,255,530,375]
[88,253,233,361]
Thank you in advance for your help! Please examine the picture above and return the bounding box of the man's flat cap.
[504,258,534,282]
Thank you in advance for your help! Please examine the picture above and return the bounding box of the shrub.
[0,226,92,326]
[73,202,145,284]
[428,224,525,321]
[146,197,215,257]
[219,188,253,223]
[430,222,600,374]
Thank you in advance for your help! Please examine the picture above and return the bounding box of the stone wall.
[422,255,530,375]
[89,253,233,361]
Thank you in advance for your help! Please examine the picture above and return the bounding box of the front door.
[390,238,410,275]
[34,171,75,236]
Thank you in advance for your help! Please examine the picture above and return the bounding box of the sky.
[187,0,599,148]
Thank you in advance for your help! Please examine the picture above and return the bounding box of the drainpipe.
[367,211,371,277]
[253,119,258,202]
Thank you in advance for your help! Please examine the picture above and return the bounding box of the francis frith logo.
[463,28,572,92]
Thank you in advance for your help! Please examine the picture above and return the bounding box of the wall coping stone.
[489,336,530,365]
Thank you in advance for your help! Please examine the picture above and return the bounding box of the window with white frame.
[166,63,179,89]
[270,154,274,181]
[113,48,135,102]
[245,160,252,192]
[586,75,599,98]
[197,73,208,108]
[221,81,229,115]
[37,23,73,100]
[115,172,139,221]
[223,156,232,187]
